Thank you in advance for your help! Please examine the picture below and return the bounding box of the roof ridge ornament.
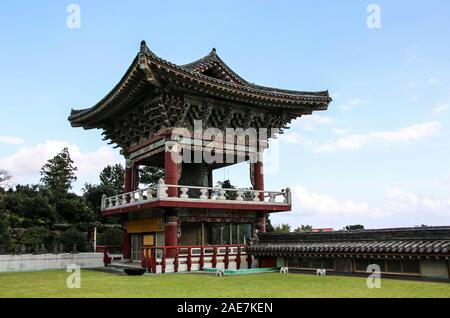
[138,41,160,87]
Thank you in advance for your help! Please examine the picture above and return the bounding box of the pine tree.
[0,169,12,190]
[139,166,164,187]
[40,147,77,194]
[99,164,125,194]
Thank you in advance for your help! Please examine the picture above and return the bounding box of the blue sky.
[0,1,449,229]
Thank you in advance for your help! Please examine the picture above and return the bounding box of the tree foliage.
[40,147,77,194]
[97,227,123,246]
[58,227,88,252]
[139,166,164,187]
[99,164,124,194]
[344,224,365,231]
[294,225,313,232]
[0,169,12,190]
[273,224,291,233]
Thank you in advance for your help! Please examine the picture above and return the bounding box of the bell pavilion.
[68,41,331,266]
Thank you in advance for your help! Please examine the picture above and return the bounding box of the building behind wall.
[247,226,450,281]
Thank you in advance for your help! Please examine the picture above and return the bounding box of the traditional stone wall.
[0,253,104,273]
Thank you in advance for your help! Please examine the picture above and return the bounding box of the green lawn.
[0,269,449,298]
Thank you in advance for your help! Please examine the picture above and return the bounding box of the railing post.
[161,248,166,274]
[236,245,241,270]
[187,247,192,271]
[146,248,152,271]
[224,246,229,269]
[101,194,106,210]
[174,247,179,273]
[151,248,157,274]
[141,248,147,269]
[103,248,111,267]
[157,179,168,198]
[285,187,292,205]
[212,246,217,268]
[199,247,205,270]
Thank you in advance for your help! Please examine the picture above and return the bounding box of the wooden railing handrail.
[140,244,250,273]
[141,244,246,250]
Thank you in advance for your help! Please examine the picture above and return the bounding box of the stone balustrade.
[101,179,291,211]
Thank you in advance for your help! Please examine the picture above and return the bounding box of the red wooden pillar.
[254,154,267,233]
[141,248,147,269]
[164,141,179,197]
[122,228,132,260]
[164,212,178,258]
[236,246,241,270]
[122,160,134,260]
[151,248,157,273]
[254,160,264,201]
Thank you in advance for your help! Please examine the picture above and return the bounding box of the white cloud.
[271,186,450,229]
[409,95,419,102]
[0,136,25,145]
[331,93,340,100]
[316,134,369,152]
[315,121,441,152]
[339,98,364,111]
[387,189,450,217]
[0,140,122,191]
[433,104,448,114]
[279,132,311,146]
[297,114,333,131]
[332,128,352,136]
[428,78,439,85]
[369,121,441,141]
[292,186,371,215]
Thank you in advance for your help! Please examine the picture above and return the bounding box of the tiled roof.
[247,227,450,256]
[68,40,332,126]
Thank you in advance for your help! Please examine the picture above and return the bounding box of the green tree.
[216,180,238,200]
[58,227,88,252]
[294,225,313,232]
[139,166,164,187]
[273,224,291,233]
[0,169,12,190]
[0,212,12,251]
[99,164,124,194]
[40,147,77,194]
[344,224,365,231]
[3,185,57,226]
[54,193,96,224]
[97,227,123,246]
[22,226,50,251]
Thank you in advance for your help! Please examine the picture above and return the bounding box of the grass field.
[0,270,449,298]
